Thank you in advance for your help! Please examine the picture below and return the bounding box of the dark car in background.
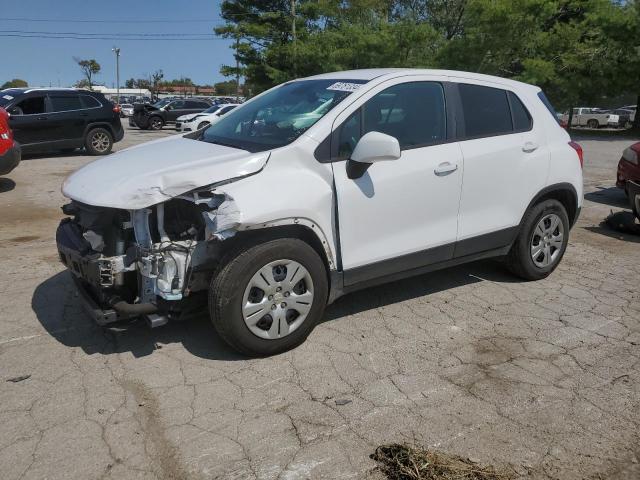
[0,107,20,175]
[0,88,124,155]
[130,98,211,130]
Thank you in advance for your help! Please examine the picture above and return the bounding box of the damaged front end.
[56,190,240,327]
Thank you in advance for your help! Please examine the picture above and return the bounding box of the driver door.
[331,79,464,286]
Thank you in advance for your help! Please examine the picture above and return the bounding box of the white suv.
[58,69,583,356]
[175,103,239,132]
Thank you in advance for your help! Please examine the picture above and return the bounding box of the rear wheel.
[587,119,599,129]
[84,128,113,155]
[209,238,328,356]
[149,116,164,130]
[506,199,569,280]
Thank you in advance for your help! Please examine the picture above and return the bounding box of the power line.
[0,29,218,37]
[0,33,224,41]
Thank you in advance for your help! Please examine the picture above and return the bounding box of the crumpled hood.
[62,135,269,209]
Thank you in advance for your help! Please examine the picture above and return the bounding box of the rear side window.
[49,95,82,112]
[459,84,512,138]
[80,95,101,108]
[508,92,532,131]
[218,105,236,115]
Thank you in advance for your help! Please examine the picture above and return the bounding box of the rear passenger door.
[453,82,549,256]
[46,93,86,142]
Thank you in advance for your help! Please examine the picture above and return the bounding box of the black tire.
[209,238,328,356]
[197,121,210,130]
[587,119,599,129]
[506,199,570,280]
[84,128,113,156]
[149,116,164,130]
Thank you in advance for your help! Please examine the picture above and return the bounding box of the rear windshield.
[537,91,560,124]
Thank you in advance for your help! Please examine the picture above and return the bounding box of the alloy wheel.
[241,259,314,340]
[530,213,564,268]
[91,132,110,153]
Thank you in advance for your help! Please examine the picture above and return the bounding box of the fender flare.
[522,182,579,226]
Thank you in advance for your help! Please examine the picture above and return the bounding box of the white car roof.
[301,68,539,91]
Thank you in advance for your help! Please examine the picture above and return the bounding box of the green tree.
[73,57,101,90]
[1,78,28,89]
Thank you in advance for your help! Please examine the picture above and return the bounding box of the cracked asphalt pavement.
[1,127,639,479]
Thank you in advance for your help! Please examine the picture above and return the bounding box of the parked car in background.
[604,109,632,128]
[0,107,20,175]
[130,98,211,130]
[175,103,239,132]
[562,107,622,129]
[619,105,636,122]
[0,88,123,155]
[617,142,640,197]
[119,103,134,118]
[57,69,583,356]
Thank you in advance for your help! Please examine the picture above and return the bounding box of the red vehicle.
[617,142,640,196]
[0,107,21,175]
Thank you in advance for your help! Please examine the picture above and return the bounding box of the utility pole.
[291,0,296,77]
[235,34,240,102]
[112,47,120,104]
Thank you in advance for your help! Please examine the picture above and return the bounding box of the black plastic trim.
[453,227,519,258]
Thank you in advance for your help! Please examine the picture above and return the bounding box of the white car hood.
[62,135,269,209]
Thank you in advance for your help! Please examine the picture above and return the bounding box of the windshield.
[153,99,171,109]
[203,104,222,114]
[200,79,367,152]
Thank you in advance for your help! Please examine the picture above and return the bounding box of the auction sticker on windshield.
[326,82,362,92]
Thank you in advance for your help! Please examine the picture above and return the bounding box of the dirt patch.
[7,235,41,243]
[371,444,514,480]
[120,378,195,480]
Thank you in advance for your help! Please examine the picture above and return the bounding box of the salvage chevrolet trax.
[57,69,584,356]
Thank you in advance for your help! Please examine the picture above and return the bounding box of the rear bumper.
[617,158,640,189]
[114,123,125,142]
[0,141,21,175]
[629,181,640,219]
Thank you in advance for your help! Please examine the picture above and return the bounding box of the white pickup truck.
[562,107,624,129]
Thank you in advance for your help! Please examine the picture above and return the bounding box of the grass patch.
[371,443,514,480]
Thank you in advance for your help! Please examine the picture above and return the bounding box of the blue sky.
[1,0,236,87]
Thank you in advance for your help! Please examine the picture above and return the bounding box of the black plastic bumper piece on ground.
[0,142,21,175]
[71,275,127,326]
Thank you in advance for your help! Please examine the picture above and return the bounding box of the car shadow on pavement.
[584,186,629,209]
[0,177,16,192]
[32,271,245,361]
[21,149,86,161]
[32,260,519,360]
[324,259,517,322]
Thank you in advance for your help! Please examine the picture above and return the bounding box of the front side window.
[459,84,512,138]
[49,95,82,112]
[10,95,45,115]
[336,81,446,159]
[200,79,367,152]
[169,100,185,110]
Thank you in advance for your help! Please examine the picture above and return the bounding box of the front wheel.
[506,199,570,280]
[587,119,599,129]
[197,121,210,130]
[209,238,328,356]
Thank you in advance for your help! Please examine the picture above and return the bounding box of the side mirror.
[347,131,401,179]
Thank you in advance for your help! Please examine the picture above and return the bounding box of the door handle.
[434,162,458,176]
[79,112,88,117]
[522,141,538,153]
[37,116,48,121]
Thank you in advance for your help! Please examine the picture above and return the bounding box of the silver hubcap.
[91,132,110,152]
[531,213,564,268]
[151,118,161,129]
[242,259,314,340]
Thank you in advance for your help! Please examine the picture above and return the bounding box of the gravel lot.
[1,126,639,480]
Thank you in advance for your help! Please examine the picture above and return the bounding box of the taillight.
[622,143,640,165]
[569,141,583,168]
[113,104,121,114]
